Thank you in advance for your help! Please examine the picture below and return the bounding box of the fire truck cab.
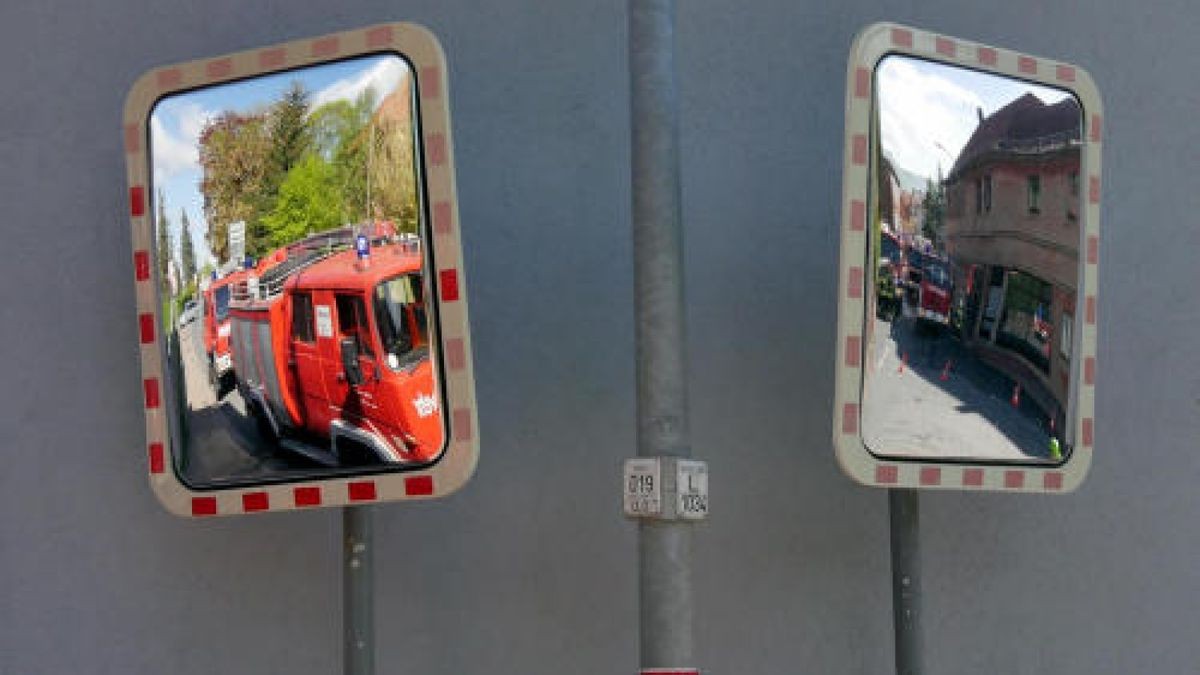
[229,233,443,466]
[914,253,953,327]
[201,269,249,397]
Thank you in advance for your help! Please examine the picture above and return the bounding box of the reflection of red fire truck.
[228,228,442,465]
[202,268,251,396]
[881,230,904,284]
[914,252,952,327]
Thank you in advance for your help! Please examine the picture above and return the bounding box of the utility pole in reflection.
[628,2,701,674]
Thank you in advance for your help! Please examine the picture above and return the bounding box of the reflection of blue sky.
[150,54,409,270]
[878,55,1072,184]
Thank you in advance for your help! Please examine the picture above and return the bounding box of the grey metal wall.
[1,1,1197,673]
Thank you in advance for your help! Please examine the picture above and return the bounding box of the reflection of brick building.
[897,189,922,237]
[358,77,419,230]
[943,94,1081,425]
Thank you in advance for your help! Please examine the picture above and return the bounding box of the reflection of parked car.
[178,299,199,328]
[229,226,442,465]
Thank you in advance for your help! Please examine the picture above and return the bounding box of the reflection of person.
[1048,435,1062,461]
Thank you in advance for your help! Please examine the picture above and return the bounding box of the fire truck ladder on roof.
[228,224,418,305]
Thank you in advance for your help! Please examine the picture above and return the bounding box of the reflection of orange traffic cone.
[940,359,953,381]
[1011,384,1021,408]
[898,352,907,374]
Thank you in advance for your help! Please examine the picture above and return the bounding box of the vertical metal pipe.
[629,0,695,671]
[344,505,374,675]
[889,489,923,675]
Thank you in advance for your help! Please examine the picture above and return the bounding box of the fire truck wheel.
[219,374,235,400]
[335,439,375,467]
[251,406,279,444]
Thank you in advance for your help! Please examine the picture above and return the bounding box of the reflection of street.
[862,300,1058,463]
[175,318,320,486]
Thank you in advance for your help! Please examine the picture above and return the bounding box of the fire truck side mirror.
[832,23,1102,494]
[340,338,365,387]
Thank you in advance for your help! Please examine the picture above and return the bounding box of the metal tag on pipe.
[623,458,709,521]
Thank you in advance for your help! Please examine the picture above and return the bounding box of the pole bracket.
[623,457,708,521]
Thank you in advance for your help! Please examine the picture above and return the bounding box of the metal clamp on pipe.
[623,458,709,521]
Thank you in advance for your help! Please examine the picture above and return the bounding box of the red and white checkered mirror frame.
[833,22,1102,493]
[123,23,478,516]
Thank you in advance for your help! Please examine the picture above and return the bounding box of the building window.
[983,174,992,212]
[1060,312,1073,360]
[975,178,983,214]
[1066,172,1079,221]
[997,270,1052,373]
[1027,175,1041,214]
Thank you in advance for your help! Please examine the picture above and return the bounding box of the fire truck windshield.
[374,274,427,370]
[924,263,950,289]
[213,286,231,321]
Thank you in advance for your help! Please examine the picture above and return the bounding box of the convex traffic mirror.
[834,24,1103,492]
[124,24,478,516]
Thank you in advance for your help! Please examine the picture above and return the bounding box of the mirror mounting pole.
[889,488,924,675]
[344,505,374,675]
[629,1,699,674]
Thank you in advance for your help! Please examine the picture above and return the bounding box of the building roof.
[948,93,1081,181]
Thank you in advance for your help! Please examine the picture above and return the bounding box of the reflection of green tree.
[368,113,420,234]
[873,155,895,275]
[871,103,893,285]
[156,189,172,290]
[262,155,344,248]
[922,175,945,246]
[310,91,376,224]
[267,82,312,180]
[199,112,270,262]
[197,71,421,262]
[180,209,196,284]
[253,82,314,256]
[310,87,419,233]
[1004,271,1049,315]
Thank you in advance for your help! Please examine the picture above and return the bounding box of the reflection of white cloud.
[1027,86,1072,105]
[879,58,1075,183]
[151,103,210,183]
[879,58,985,182]
[313,57,408,110]
[177,103,210,143]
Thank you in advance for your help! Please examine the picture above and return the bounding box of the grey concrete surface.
[863,312,1055,463]
[0,1,1197,674]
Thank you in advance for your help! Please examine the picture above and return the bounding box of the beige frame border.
[123,22,479,516]
[833,22,1103,493]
